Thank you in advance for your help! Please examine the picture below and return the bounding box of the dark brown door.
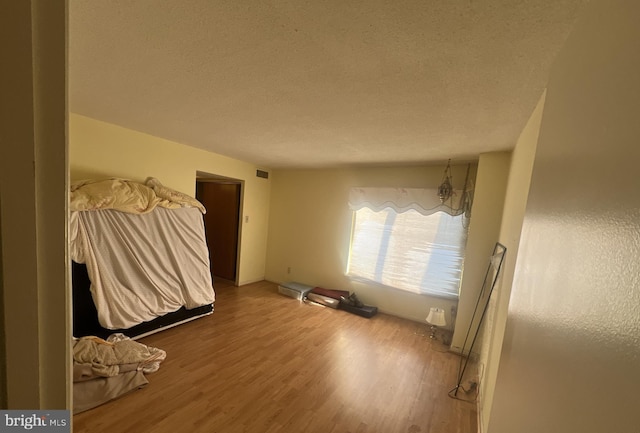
[197,181,240,282]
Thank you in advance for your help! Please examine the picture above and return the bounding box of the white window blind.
[347,188,469,299]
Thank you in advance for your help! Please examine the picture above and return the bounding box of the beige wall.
[488,1,640,432]
[69,114,271,285]
[265,164,476,326]
[477,92,545,431]
[450,152,510,353]
[0,0,70,409]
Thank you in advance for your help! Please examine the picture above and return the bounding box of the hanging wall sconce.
[438,159,453,203]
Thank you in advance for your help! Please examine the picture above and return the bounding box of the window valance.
[349,187,468,217]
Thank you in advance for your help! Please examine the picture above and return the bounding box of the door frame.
[196,171,244,286]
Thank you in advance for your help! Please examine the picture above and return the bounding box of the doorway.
[196,176,242,285]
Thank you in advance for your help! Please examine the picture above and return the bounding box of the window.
[347,187,469,299]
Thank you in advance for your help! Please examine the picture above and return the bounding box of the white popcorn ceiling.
[69,0,587,169]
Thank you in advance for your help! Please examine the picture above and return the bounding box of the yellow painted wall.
[0,0,69,409]
[478,92,545,432]
[69,114,271,285]
[265,164,476,325]
[488,1,640,431]
[450,152,510,353]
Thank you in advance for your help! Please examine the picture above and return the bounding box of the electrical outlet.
[287,267,291,274]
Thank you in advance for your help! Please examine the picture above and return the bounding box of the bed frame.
[72,261,214,340]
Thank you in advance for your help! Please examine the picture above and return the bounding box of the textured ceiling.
[69,0,586,169]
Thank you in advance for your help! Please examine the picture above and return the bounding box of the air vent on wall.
[256,170,269,179]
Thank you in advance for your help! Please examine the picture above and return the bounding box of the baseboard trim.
[238,277,266,286]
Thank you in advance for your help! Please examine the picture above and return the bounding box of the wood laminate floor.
[74,281,477,433]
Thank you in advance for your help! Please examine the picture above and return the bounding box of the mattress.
[70,207,215,329]
[73,261,213,339]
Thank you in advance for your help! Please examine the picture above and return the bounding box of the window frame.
[346,205,468,299]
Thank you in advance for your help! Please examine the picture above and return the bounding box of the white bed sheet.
[70,207,215,329]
